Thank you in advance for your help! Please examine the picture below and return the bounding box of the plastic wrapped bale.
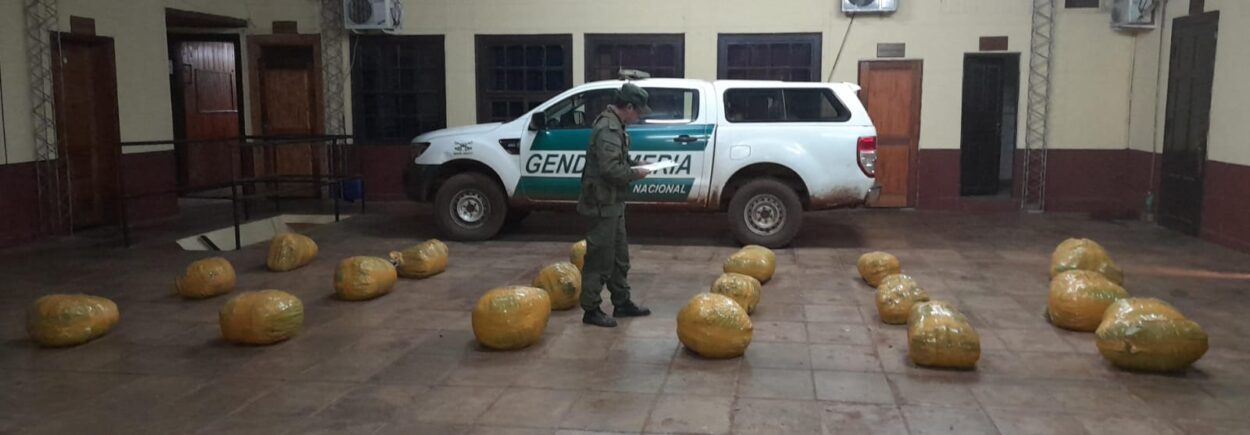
[27,294,119,347]
[676,293,754,359]
[175,257,236,299]
[907,301,980,369]
[334,256,398,301]
[1096,298,1208,372]
[858,252,901,287]
[709,273,762,314]
[390,239,449,279]
[472,286,552,350]
[1048,270,1129,332]
[724,248,775,284]
[267,233,318,272]
[219,290,304,345]
[741,245,777,264]
[875,274,930,325]
[1050,238,1124,285]
[570,240,587,271]
[532,262,582,311]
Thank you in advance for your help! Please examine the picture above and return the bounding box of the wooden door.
[248,36,322,179]
[1160,12,1219,236]
[960,55,1008,196]
[858,60,922,208]
[52,35,120,229]
[174,40,241,188]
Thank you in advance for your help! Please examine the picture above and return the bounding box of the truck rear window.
[724,88,849,123]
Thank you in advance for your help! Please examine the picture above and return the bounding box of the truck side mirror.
[529,115,547,131]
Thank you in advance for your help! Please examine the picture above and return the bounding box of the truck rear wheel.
[434,172,507,241]
[728,178,802,248]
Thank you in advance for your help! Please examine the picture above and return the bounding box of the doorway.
[51,33,121,229]
[169,35,244,188]
[959,53,1019,197]
[247,35,323,183]
[858,60,923,208]
[1159,12,1219,236]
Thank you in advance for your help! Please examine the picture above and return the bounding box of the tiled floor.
[2,203,1250,434]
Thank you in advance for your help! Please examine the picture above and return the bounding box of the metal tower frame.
[24,0,68,233]
[321,0,347,136]
[1021,0,1055,212]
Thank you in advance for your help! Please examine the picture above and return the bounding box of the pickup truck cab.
[404,77,878,248]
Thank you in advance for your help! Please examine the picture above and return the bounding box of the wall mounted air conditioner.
[343,0,402,31]
[1112,0,1157,30]
[842,0,898,14]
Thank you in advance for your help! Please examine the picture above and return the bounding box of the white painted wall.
[1129,0,1250,167]
[1,0,1213,167]
[0,0,318,161]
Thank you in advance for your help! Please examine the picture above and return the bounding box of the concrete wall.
[343,0,1134,154]
[0,0,319,162]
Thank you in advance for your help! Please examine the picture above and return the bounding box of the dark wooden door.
[175,40,241,188]
[253,43,321,177]
[52,35,120,229]
[1160,12,1219,235]
[960,55,1008,196]
[859,60,922,208]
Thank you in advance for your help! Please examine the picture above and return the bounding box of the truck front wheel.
[434,172,507,241]
[728,178,803,248]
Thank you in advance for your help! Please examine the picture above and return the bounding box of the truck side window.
[543,89,615,129]
[642,88,700,124]
[723,89,784,123]
[782,89,850,122]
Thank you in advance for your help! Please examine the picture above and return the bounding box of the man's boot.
[614,302,652,318]
[583,308,618,327]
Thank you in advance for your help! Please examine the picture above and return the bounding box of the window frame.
[349,34,446,145]
[475,34,574,124]
[722,87,850,124]
[584,33,685,82]
[717,33,822,82]
[640,87,701,125]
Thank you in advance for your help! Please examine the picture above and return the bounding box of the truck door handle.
[673,135,699,144]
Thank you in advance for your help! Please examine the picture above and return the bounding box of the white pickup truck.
[404,77,878,247]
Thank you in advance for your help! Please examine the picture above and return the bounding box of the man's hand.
[633,167,652,179]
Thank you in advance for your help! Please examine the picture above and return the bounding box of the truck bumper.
[864,184,882,204]
[403,164,440,202]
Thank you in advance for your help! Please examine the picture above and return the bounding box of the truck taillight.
[857,136,877,178]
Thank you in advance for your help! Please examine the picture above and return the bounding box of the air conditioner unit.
[1112,0,1157,30]
[344,0,402,31]
[842,0,898,14]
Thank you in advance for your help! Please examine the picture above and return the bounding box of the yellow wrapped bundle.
[742,245,777,264]
[875,274,929,325]
[472,286,552,350]
[907,301,980,369]
[858,251,900,287]
[27,294,119,347]
[1048,270,1129,332]
[676,293,754,359]
[710,273,761,314]
[1050,238,1124,284]
[334,256,398,301]
[267,233,318,272]
[724,248,775,283]
[175,257,236,299]
[219,290,304,345]
[390,239,449,279]
[570,240,587,271]
[1096,298,1208,372]
[532,262,582,310]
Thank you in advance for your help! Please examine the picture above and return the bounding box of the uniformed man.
[578,82,653,327]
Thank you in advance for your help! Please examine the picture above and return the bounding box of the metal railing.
[116,135,364,249]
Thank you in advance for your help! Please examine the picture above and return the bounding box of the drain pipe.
[1145,0,1168,223]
